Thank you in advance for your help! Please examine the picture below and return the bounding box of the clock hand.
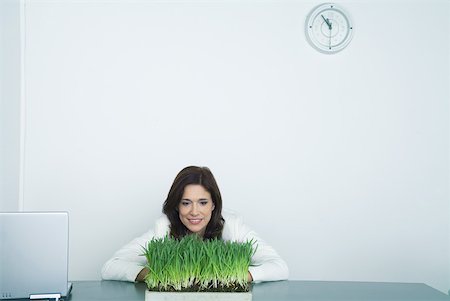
[329,21,332,49]
[321,15,333,49]
[321,14,332,30]
[329,20,333,49]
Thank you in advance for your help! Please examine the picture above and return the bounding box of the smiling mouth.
[188,218,203,225]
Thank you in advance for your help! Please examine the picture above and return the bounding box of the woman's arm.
[224,212,289,282]
[101,230,153,282]
[102,215,170,282]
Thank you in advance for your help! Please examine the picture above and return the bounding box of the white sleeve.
[232,215,289,282]
[101,229,154,282]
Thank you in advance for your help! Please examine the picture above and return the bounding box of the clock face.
[305,3,353,54]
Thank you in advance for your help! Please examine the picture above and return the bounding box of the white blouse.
[101,210,289,282]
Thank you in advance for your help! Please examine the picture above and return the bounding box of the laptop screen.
[0,212,70,300]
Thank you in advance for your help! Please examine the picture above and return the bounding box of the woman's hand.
[248,271,253,282]
[135,267,149,282]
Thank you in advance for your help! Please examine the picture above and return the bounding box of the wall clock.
[305,3,354,54]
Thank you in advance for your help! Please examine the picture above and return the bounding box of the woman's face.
[178,184,215,237]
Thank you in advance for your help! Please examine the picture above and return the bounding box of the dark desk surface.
[67,280,450,301]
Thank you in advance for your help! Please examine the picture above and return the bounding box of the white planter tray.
[145,290,252,301]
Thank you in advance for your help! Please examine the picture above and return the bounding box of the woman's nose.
[190,203,199,215]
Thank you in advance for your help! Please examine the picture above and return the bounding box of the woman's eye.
[181,201,190,206]
[200,201,208,206]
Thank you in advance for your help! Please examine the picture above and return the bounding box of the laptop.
[0,212,72,300]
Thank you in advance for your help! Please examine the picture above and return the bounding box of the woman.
[101,166,289,282]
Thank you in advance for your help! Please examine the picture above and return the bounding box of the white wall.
[0,0,21,212]
[3,0,449,293]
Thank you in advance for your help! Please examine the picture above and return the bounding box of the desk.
[67,280,450,301]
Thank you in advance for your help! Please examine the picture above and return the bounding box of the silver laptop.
[0,212,72,300]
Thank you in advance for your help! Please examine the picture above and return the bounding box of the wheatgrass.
[142,235,255,292]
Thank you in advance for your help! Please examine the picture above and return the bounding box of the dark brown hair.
[162,166,224,239]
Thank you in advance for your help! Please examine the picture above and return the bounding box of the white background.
[1,0,449,294]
